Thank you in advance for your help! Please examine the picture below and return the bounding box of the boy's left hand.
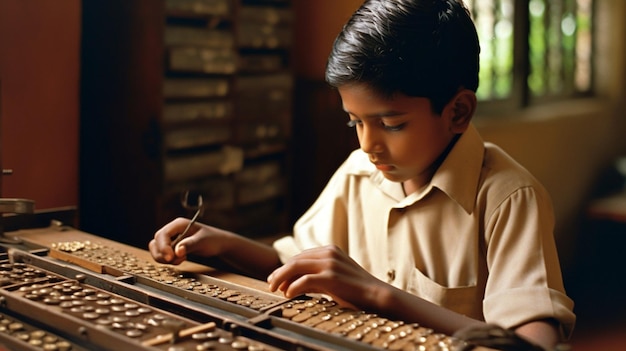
[267,245,385,310]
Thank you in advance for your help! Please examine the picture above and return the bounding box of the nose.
[358,124,383,155]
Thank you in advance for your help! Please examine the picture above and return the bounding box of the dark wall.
[289,80,358,224]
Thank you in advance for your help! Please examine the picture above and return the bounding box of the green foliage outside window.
[466,0,593,104]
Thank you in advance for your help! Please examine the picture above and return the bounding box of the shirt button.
[387,269,396,282]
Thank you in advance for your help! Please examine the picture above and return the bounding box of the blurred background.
[1,1,625,349]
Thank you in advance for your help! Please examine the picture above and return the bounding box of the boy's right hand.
[148,217,225,265]
[148,218,282,280]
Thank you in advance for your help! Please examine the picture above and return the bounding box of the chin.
[380,172,406,183]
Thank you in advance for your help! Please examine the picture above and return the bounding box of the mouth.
[372,162,394,172]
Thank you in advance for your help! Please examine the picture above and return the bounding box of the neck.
[402,133,462,195]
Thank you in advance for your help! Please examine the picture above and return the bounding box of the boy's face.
[339,83,459,190]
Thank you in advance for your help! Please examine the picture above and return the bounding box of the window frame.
[472,0,597,118]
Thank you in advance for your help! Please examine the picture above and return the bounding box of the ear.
[442,89,476,134]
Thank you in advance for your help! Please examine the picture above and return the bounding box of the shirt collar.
[429,123,485,214]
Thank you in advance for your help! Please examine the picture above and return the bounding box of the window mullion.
[513,0,529,108]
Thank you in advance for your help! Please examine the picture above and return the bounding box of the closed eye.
[347,119,406,131]
[383,122,406,131]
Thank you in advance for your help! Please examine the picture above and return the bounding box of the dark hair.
[325,0,480,114]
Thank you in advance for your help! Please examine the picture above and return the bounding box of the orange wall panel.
[0,0,80,209]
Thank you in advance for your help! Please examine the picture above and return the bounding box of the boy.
[149,0,576,349]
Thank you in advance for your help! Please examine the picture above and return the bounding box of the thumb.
[167,243,187,265]
[174,241,188,257]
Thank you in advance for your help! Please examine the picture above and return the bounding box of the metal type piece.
[3,276,219,350]
[276,296,474,351]
[49,240,284,316]
[0,311,83,351]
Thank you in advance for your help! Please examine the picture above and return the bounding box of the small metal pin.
[171,191,204,249]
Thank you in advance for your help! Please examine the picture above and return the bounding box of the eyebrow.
[343,108,407,119]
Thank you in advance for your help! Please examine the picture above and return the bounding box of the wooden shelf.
[79,0,294,248]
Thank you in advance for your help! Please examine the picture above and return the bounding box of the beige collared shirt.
[274,123,575,335]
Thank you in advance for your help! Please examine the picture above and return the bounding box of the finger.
[170,250,187,265]
[269,269,313,297]
[148,239,170,263]
[152,218,189,262]
[174,241,185,255]
[172,225,204,255]
[173,242,188,260]
[267,257,326,293]
[269,246,342,282]
[281,271,328,298]
[267,263,294,291]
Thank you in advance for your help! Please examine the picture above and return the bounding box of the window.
[465,0,594,109]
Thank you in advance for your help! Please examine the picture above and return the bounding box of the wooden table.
[3,226,506,351]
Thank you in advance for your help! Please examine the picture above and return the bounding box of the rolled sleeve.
[484,286,575,338]
[483,185,576,337]
[273,235,301,264]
